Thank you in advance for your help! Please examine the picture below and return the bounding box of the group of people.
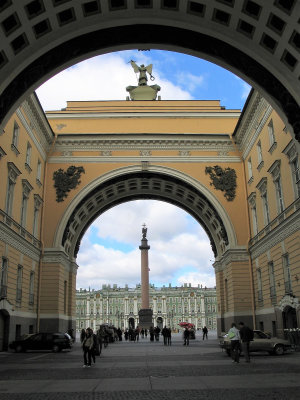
[80,327,98,367]
[227,321,254,363]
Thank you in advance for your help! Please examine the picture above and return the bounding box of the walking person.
[80,328,86,344]
[183,327,190,346]
[149,326,154,341]
[239,321,254,363]
[144,329,148,338]
[167,327,172,346]
[202,326,208,340]
[141,329,145,339]
[228,322,240,363]
[82,328,94,367]
[91,330,99,363]
[162,326,168,345]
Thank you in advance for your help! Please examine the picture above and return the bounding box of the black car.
[9,332,72,353]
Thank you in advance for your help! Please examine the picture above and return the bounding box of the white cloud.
[36,52,192,111]
[175,71,205,93]
[76,200,215,290]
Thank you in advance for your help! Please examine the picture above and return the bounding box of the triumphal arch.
[0,0,300,349]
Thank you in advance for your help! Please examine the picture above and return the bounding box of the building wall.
[76,284,217,332]
[234,90,300,337]
[0,94,53,349]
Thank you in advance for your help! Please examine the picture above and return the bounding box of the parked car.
[9,332,72,353]
[219,330,292,356]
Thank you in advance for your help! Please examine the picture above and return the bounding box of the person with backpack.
[238,321,254,363]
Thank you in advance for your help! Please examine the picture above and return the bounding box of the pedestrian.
[82,328,94,367]
[238,321,254,363]
[144,328,148,338]
[149,326,154,341]
[91,330,99,363]
[80,328,86,343]
[167,327,172,346]
[135,327,140,341]
[202,326,208,340]
[117,328,122,341]
[124,329,129,341]
[161,326,168,345]
[154,326,160,341]
[227,322,240,363]
[183,327,189,346]
[141,329,145,339]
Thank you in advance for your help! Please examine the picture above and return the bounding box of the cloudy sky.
[36,50,251,290]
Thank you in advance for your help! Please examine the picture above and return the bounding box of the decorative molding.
[248,192,256,207]
[178,150,191,156]
[278,295,299,311]
[268,159,281,181]
[42,249,78,273]
[0,221,41,261]
[218,247,250,269]
[100,150,112,157]
[47,111,241,120]
[16,108,48,161]
[48,155,242,163]
[53,166,85,202]
[140,150,151,157]
[22,179,33,196]
[0,146,7,160]
[62,151,73,157]
[54,134,235,152]
[256,177,267,195]
[7,162,21,182]
[205,165,237,201]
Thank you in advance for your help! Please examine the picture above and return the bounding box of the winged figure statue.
[130,60,154,86]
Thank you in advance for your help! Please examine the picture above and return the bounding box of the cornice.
[48,155,242,163]
[16,108,47,161]
[249,207,300,259]
[0,221,41,261]
[42,248,78,273]
[47,111,241,120]
[54,135,235,152]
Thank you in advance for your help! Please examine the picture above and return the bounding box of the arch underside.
[61,172,229,259]
[0,23,299,141]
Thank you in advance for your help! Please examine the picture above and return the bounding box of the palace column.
[138,224,153,328]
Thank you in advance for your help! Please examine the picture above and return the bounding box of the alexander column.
[138,224,153,328]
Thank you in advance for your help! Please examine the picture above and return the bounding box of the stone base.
[138,308,153,329]
[126,85,161,100]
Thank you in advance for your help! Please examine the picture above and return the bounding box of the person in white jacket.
[227,322,240,363]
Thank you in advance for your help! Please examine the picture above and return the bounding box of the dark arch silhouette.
[61,171,231,260]
[0,24,299,141]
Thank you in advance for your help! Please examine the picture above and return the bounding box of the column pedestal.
[138,308,153,329]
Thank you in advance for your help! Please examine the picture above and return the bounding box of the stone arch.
[54,165,237,261]
[0,2,299,140]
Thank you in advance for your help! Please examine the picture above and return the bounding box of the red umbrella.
[178,322,194,328]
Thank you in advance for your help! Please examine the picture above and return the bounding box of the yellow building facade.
[0,90,299,350]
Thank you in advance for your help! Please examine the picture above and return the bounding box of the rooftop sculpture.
[126,60,161,101]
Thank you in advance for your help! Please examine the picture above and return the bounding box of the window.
[64,280,67,314]
[274,177,284,213]
[257,268,263,302]
[262,193,270,225]
[0,258,8,298]
[33,194,42,237]
[29,271,35,305]
[37,159,42,184]
[268,262,276,301]
[257,141,263,167]
[25,142,32,168]
[291,157,300,198]
[282,142,300,200]
[257,178,270,226]
[247,158,253,181]
[20,180,33,228]
[6,162,21,217]
[16,265,23,303]
[282,254,292,295]
[248,192,258,235]
[268,119,276,149]
[11,122,19,153]
[268,160,284,214]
